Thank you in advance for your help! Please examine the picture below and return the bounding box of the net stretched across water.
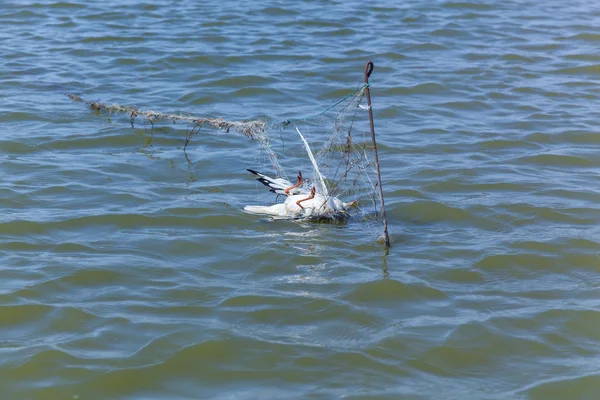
[66,79,386,242]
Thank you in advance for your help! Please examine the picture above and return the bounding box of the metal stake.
[364,61,391,248]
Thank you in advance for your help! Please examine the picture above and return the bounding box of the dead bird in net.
[244,127,357,222]
[244,170,357,221]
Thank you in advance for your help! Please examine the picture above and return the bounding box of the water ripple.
[2,0,600,398]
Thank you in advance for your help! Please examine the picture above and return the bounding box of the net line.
[65,83,381,221]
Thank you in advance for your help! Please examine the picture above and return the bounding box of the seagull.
[244,170,357,220]
[244,127,357,221]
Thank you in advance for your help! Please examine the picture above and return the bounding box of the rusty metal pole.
[364,61,391,248]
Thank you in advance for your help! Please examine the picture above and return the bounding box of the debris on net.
[65,93,267,139]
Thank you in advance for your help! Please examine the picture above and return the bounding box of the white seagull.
[244,127,357,220]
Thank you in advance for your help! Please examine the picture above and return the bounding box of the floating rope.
[65,93,267,139]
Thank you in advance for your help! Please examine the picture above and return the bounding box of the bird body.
[244,127,356,221]
[244,170,356,220]
[244,191,351,219]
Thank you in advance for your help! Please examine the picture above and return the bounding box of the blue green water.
[2,1,600,399]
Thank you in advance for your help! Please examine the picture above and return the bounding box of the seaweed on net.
[65,93,267,139]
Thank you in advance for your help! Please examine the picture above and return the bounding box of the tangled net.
[66,83,383,227]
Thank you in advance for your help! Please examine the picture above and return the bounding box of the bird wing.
[295,127,328,196]
[247,169,308,195]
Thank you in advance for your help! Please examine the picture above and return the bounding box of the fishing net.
[66,83,383,227]
[254,84,381,224]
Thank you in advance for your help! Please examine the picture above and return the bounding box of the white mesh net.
[248,84,382,224]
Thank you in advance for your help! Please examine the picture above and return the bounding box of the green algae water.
[2,1,600,399]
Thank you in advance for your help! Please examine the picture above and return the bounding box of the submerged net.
[66,83,383,225]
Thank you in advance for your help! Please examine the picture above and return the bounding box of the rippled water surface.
[2,0,600,399]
